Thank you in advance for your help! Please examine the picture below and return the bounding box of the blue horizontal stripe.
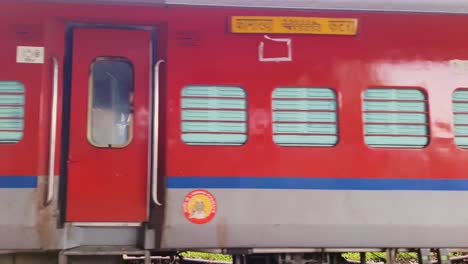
[0,176,37,188]
[167,176,468,191]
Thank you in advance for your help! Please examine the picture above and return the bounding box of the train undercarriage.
[1,248,467,264]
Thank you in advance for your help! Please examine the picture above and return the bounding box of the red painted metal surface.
[165,8,468,180]
[0,16,44,176]
[66,28,151,221]
[2,1,468,219]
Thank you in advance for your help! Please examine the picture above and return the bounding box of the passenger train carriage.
[2,0,468,263]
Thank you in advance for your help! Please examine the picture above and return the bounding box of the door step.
[59,246,150,264]
[70,222,142,227]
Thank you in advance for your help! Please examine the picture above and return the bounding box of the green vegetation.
[179,251,233,262]
[178,251,464,263]
[342,252,464,263]
[343,252,406,262]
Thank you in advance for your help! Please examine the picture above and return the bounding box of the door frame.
[58,23,162,227]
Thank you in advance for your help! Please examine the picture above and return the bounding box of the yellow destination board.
[231,16,358,35]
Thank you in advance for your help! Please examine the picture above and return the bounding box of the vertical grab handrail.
[46,57,59,205]
[152,60,165,206]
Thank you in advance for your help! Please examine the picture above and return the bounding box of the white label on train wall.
[16,46,44,64]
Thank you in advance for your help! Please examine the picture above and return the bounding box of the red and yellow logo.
[183,190,217,224]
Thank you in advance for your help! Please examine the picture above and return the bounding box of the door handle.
[46,57,59,205]
[151,59,165,206]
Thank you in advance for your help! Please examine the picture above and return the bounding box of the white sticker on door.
[16,46,44,64]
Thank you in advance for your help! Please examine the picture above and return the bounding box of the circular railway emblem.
[183,190,217,224]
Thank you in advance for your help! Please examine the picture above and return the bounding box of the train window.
[363,88,428,148]
[0,81,24,144]
[453,89,468,147]
[88,57,134,148]
[272,87,338,146]
[181,85,247,145]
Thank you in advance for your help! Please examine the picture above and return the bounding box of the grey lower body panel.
[0,176,143,251]
[5,177,468,251]
[161,189,468,249]
[0,181,57,250]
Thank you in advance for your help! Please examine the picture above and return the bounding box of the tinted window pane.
[89,58,133,147]
[0,81,24,144]
[363,88,428,148]
[272,87,338,146]
[181,85,247,145]
[453,89,468,147]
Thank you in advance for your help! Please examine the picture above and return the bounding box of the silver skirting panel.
[161,189,468,249]
[5,177,468,250]
[0,177,142,250]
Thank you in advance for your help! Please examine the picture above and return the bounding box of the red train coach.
[2,0,468,263]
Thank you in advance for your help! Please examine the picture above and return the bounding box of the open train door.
[65,27,156,222]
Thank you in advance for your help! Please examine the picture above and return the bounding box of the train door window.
[453,89,468,147]
[272,87,338,146]
[88,57,134,148]
[181,85,247,145]
[363,88,429,148]
[0,81,24,143]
